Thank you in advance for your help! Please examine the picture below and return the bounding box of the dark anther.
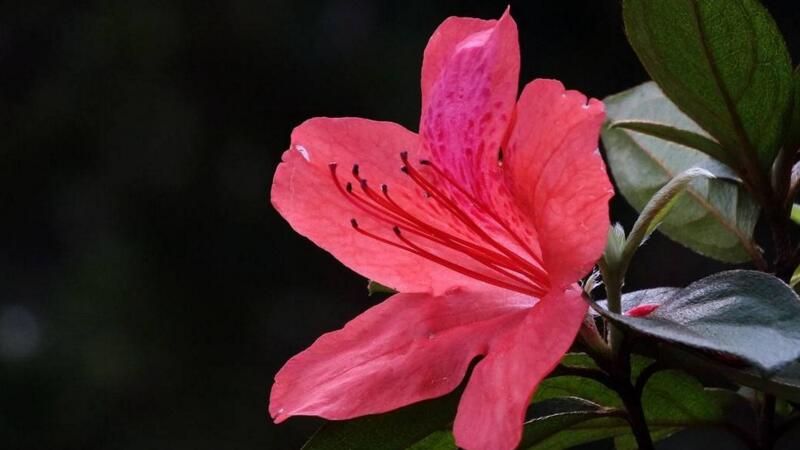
[392,225,401,235]
[380,184,388,194]
[419,159,431,166]
[359,179,368,189]
[352,164,360,177]
[350,218,359,228]
[345,182,353,193]
[328,162,338,171]
[400,151,409,162]
[400,166,409,174]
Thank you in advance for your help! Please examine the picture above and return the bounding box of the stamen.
[330,157,550,296]
[420,158,544,267]
[330,163,414,227]
[401,154,549,285]
[350,219,419,253]
[379,181,543,285]
[352,220,536,298]
[393,227,545,297]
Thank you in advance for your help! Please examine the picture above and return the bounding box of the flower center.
[328,152,550,297]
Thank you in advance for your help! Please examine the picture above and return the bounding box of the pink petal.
[269,288,536,423]
[419,9,519,206]
[453,286,588,450]
[420,15,503,107]
[506,79,613,288]
[272,117,491,295]
[417,11,543,269]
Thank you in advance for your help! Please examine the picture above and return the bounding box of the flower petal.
[269,288,536,423]
[506,79,613,287]
[417,12,543,272]
[272,117,492,295]
[453,286,588,450]
[420,10,519,205]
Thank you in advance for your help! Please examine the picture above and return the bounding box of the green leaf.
[791,204,800,226]
[522,417,628,450]
[753,362,800,400]
[642,371,728,425]
[642,370,755,437]
[620,168,716,275]
[367,280,397,296]
[403,353,635,450]
[735,361,800,402]
[527,367,751,450]
[535,375,622,410]
[603,223,627,270]
[659,345,800,404]
[302,389,459,450]
[559,352,602,370]
[519,398,628,450]
[791,264,800,290]
[612,120,733,169]
[407,431,455,450]
[603,82,761,264]
[401,353,751,449]
[623,0,793,172]
[596,270,800,373]
[786,67,800,152]
[615,371,753,449]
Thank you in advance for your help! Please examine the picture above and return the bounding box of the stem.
[634,362,664,396]
[605,342,654,450]
[608,319,625,357]
[596,170,717,449]
[603,270,623,314]
[769,208,795,280]
[597,258,625,354]
[619,382,655,450]
[758,394,776,449]
[755,189,790,450]
[552,365,615,389]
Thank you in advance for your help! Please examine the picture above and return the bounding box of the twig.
[758,394,776,449]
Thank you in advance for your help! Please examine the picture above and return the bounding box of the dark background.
[2,1,799,449]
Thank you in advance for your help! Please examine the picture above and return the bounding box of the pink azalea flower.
[269,10,612,450]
